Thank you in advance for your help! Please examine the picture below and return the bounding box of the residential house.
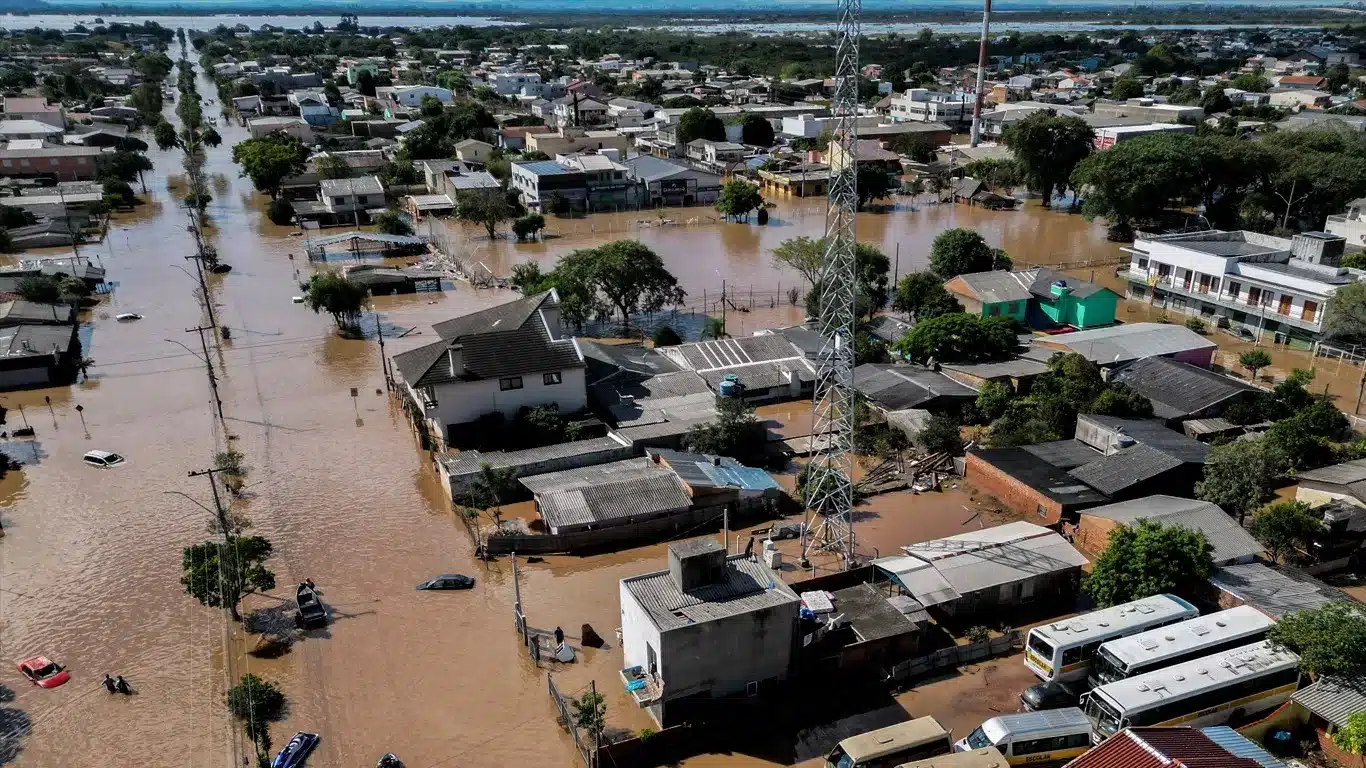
[452,138,494,165]
[499,124,549,152]
[967,416,1210,524]
[1268,89,1331,110]
[1275,74,1328,90]
[654,335,814,403]
[1121,230,1357,346]
[390,290,587,446]
[1291,675,1366,768]
[888,88,973,126]
[0,145,106,181]
[1109,356,1256,423]
[1210,562,1352,618]
[1,97,65,129]
[1325,197,1366,246]
[944,268,1118,329]
[1093,98,1205,123]
[1031,322,1218,367]
[1066,728,1278,768]
[624,155,723,207]
[825,139,901,178]
[436,436,634,500]
[345,61,381,86]
[376,85,454,107]
[0,322,81,389]
[1069,496,1264,565]
[314,176,384,224]
[871,521,1088,620]
[0,120,64,143]
[684,139,746,171]
[488,72,542,96]
[421,160,499,204]
[509,154,639,213]
[247,116,311,141]
[619,538,799,727]
[89,105,141,124]
[525,126,632,158]
[851,363,977,413]
[553,96,608,128]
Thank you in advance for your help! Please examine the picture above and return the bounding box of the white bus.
[1025,594,1198,683]
[1088,606,1275,689]
[826,716,953,768]
[1081,641,1301,744]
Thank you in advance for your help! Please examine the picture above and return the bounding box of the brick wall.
[1319,726,1366,768]
[965,452,1062,524]
[1073,515,1122,558]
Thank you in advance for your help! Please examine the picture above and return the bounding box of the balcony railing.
[1123,270,1322,330]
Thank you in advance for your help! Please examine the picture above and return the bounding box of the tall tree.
[1083,520,1214,607]
[856,164,892,209]
[1250,501,1321,564]
[230,135,307,199]
[929,228,1011,278]
[891,132,938,163]
[1324,282,1366,344]
[571,240,684,329]
[893,271,963,321]
[893,313,1017,364]
[676,107,726,146]
[1268,602,1366,677]
[1002,111,1094,206]
[180,536,277,622]
[456,190,516,239]
[715,178,763,222]
[771,235,825,287]
[740,113,775,147]
[302,271,367,330]
[1195,437,1288,522]
[1071,132,1197,237]
[682,396,765,465]
[314,154,352,180]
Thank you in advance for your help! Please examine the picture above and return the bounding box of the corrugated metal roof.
[1201,726,1290,768]
[886,522,1088,605]
[699,359,814,392]
[436,436,627,479]
[853,363,977,411]
[306,231,426,248]
[1024,439,1103,469]
[1292,675,1366,728]
[1081,495,1264,563]
[1068,443,1183,495]
[1113,357,1256,420]
[669,335,804,371]
[518,456,658,493]
[1209,562,1351,619]
[517,160,573,176]
[1037,322,1215,365]
[537,472,691,531]
[623,554,798,631]
[1295,457,1366,486]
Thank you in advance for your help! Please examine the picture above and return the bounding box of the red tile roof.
[1280,75,1326,86]
[1065,728,1263,768]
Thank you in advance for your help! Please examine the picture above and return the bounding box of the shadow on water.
[0,685,31,765]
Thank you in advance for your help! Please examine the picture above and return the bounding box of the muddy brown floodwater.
[0,59,1121,768]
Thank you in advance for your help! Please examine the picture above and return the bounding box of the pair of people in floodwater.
[102,675,130,695]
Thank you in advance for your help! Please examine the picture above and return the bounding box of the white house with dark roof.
[391,290,587,445]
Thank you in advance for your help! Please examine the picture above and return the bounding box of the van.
[954,708,1090,766]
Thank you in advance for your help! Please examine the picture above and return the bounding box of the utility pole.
[188,325,224,420]
[187,466,231,535]
[375,311,390,389]
[970,0,993,147]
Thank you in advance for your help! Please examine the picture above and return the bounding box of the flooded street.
[0,59,1126,768]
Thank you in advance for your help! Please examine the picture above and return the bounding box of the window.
[333,196,346,205]
[499,376,523,391]
[1137,258,1149,270]
[1303,300,1318,322]
[1247,286,1261,307]
[988,304,1000,316]
[1277,295,1293,315]
[1036,503,1048,518]
[1226,280,1241,299]
[543,371,562,385]
[19,159,29,167]
[356,195,368,205]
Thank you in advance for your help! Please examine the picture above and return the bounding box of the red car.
[17,656,69,688]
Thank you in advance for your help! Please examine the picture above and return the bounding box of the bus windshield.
[1084,695,1123,738]
[965,728,993,750]
[827,747,852,768]
[1028,632,1055,661]
[1091,647,1126,685]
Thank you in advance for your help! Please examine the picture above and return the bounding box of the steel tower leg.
[802,0,860,570]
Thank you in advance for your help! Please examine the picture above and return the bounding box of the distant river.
[0,7,1327,34]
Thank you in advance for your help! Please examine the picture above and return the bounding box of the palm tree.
[702,316,727,340]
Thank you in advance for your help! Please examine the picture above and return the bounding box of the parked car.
[16,656,69,688]
[83,450,126,468]
[416,574,475,591]
[1019,680,1080,711]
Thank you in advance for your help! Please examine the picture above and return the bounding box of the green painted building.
[944,267,1118,329]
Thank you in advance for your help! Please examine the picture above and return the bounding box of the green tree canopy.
[456,190,517,239]
[929,228,1011,278]
[1268,602,1366,677]
[1195,437,1289,521]
[715,178,764,221]
[1239,349,1272,379]
[1071,132,1197,235]
[891,132,938,163]
[893,271,963,322]
[560,240,684,330]
[1083,520,1214,607]
[1002,110,1094,206]
[303,271,367,330]
[893,313,1016,364]
[677,107,726,146]
[97,150,153,183]
[180,536,277,621]
[1335,713,1366,755]
[740,113,775,147]
[314,153,352,180]
[856,164,892,209]
[1325,282,1366,344]
[683,396,766,465]
[153,120,179,151]
[1250,501,1321,564]
[1109,77,1145,100]
[961,157,1023,190]
[374,209,414,236]
[231,134,308,198]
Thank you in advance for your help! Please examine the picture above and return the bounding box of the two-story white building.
[487,72,542,95]
[887,88,972,127]
[1121,229,1359,347]
[619,538,799,727]
[375,85,455,107]
[1326,198,1366,247]
[391,290,587,446]
[318,176,384,218]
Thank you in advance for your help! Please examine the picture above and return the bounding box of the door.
[1277,295,1293,315]
[1199,275,1211,294]
[1183,271,1193,290]
[1247,286,1261,307]
[1304,300,1318,323]
[646,643,657,677]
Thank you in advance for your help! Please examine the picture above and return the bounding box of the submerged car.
[272,732,319,768]
[83,450,126,468]
[416,574,475,591]
[16,656,69,688]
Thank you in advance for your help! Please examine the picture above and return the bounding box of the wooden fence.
[883,629,1024,684]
